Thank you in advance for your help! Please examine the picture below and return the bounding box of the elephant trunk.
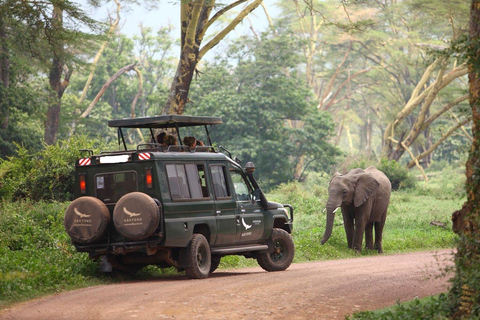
[321,202,340,245]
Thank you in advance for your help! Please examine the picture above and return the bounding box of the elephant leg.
[365,222,374,250]
[342,210,354,249]
[374,212,387,253]
[353,218,367,253]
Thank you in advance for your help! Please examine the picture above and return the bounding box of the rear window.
[95,171,137,204]
[166,164,209,200]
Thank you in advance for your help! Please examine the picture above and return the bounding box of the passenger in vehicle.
[183,136,205,149]
[156,132,167,146]
[165,135,177,146]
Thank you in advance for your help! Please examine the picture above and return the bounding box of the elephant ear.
[354,173,380,207]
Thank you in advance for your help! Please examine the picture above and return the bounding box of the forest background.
[1,0,478,318]
[0,0,472,189]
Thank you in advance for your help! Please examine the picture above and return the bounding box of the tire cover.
[113,192,160,240]
[64,196,111,244]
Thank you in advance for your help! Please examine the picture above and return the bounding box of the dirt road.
[0,250,453,320]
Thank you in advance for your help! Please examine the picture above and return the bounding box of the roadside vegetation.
[0,153,464,309]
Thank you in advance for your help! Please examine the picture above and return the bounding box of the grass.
[0,164,466,312]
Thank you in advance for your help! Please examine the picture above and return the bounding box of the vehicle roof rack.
[108,115,222,129]
[108,115,223,151]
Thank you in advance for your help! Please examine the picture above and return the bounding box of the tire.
[64,196,110,243]
[113,192,160,240]
[257,228,295,272]
[210,256,221,274]
[184,234,211,279]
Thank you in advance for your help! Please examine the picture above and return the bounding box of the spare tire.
[64,196,111,243]
[113,192,160,240]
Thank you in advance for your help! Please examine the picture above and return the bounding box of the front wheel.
[257,228,294,272]
[184,234,211,279]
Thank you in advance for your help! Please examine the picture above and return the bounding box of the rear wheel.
[257,228,294,272]
[184,234,211,279]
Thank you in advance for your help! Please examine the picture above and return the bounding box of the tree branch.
[80,63,137,118]
[198,0,263,61]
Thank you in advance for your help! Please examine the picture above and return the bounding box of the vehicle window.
[95,171,137,204]
[211,165,230,199]
[231,170,251,201]
[166,164,207,200]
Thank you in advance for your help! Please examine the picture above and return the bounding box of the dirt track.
[0,250,454,320]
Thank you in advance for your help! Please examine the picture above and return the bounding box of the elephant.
[320,166,391,253]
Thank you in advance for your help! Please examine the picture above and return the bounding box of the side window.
[166,164,208,200]
[211,165,231,199]
[231,170,252,201]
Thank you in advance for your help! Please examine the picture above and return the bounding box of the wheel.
[257,228,295,272]
[184,234,211,279]
[64,196,110,243]
[112,192,160,240]
[210,256,221,274]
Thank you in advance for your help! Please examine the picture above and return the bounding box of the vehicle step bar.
[211,244,269,255]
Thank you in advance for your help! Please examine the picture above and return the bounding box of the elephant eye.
[342,189,347,194]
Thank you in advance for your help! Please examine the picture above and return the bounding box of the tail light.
[145,168,153,189]
[79,173,87,195]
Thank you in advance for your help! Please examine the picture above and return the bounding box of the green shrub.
[0,136,105,202]
[377,158,417,190]
[349,294,451,319]
[0,200,103,306]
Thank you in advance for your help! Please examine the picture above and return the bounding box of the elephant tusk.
[323,207,326,213]
[333,207,340,214]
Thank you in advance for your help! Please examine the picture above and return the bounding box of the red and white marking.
[138,153,151,161]
[79,158,91,166]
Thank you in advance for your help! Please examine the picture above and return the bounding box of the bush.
[0,200,102,306]
[377,158,417,190]
[349,294,451,319]
[0,136,105,202]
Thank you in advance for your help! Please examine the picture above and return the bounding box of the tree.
[162,0,264,115]
[0,0,100,146]
[189,31,340,188]
[449,1,480,317]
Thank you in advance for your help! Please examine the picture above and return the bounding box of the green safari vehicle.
[64,115,294,279]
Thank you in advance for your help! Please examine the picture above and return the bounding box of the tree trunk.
[44,3,70,145]
[162,0,263,115]
[450,1,480,317]
[0,13,9,129]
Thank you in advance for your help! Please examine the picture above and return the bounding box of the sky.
[76,0,279,39]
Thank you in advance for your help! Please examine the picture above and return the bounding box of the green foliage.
[0,200,103,307]
[0,136,106,202]
[348,294,451,319]
[377,158,417,190]
[190,30,340,190]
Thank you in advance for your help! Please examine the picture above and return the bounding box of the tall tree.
[190,31,340,188]
[0,0,99,146]
[450,1,480,317]
[162,0,263,115]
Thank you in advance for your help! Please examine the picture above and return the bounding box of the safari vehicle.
[64,115,294,279]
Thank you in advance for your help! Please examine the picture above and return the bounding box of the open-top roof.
[108,115,223,129]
